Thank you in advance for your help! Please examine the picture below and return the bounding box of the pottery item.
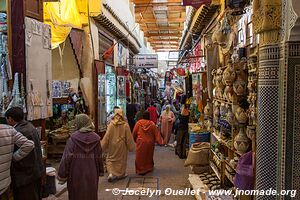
[215,87,224,99]
[213,107,220,120]
[248,107,257,125]
[204,102,213,117]
[223,63,236,86]
[234,127,250,154]
[226,108,235,124]
[231,47,239,63]
[247,81,255,93]
[235,106,248,124]
[247,126,256,141]
[251,93,257,104]
[223,86,234,101]
[229,159,237,169]
[216,68,225,89]
[212,22,230,46]
[205,120,213,131]
[219,103,228,118]
[233,75,247,96]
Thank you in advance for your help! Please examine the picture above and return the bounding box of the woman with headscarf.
[58,114,103,200]
[133,111,164,175]
[101,109,135,182]
[159,105,176,145]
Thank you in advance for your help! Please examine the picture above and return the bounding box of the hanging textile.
[43,0,83,49]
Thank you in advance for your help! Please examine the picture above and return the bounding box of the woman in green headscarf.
[58,114,103,200]
[101,109,135,182]
[73,113,95,132]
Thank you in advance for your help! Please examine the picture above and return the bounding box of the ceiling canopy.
[133,0,186,52]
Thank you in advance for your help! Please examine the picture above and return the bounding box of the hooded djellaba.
[132,111,164,175]
[58,114,104,200]
[101,109,135,182]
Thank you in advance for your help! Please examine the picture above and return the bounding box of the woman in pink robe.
[159,105,175,145]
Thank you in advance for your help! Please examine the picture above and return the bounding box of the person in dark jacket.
[126,97,137,131]
[5,107,44,200]
[58,114,104,200]
[175,104,190,159]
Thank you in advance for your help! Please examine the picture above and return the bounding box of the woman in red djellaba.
[133,111,164,175]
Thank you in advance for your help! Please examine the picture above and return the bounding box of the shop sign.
[182,0,212,8]
[134,54,158,68]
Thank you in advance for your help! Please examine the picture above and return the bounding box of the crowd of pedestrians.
[0,97,190,200]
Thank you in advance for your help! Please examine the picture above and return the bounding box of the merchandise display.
[105,65,117,115]
[3,0,299,198]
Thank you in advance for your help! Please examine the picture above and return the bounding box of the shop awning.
[179,3,220,51]
[93,4,142,54]
[44,0,101,49]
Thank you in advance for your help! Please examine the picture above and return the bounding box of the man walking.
[0,123,34,200]
[5,107,44,200]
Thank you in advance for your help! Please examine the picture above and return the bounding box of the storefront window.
[105,65,116,115]
[98,74,106,130]
[117,76,126,113]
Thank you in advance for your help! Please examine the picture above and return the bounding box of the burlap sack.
[184,142,210,167]
[191,165,210,174]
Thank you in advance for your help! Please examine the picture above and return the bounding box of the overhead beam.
[140,26,183,31]
[148,41,180,44]
[152,44,179,46]
[144,33,182,37]
[135,6,185,13]
[148,38,180,40]
[148,39,180,42]
[135,3,183,8]
[136,17,185,23]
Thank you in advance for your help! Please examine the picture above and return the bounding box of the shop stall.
[180,1,258,199]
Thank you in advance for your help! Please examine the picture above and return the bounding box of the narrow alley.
[58,146,194,200]
[1,0,300,200]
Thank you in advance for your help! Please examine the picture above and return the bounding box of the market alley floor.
[55,146,195,200]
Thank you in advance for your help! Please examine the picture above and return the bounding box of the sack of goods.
[184,142,210,174]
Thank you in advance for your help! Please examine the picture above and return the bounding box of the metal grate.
[121,177,160,200]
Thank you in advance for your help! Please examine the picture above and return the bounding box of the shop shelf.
[225,169,234,185]
[210,161,221,180]
[211,132,232,150]
[224,160,236,173]
[210,149,222,161]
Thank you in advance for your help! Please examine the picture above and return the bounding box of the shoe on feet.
[168,143,175,147]
[108,174,116,182]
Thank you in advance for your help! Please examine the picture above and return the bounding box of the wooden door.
[24,0,43,21]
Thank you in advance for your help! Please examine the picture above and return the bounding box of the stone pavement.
[55,146,195,200]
